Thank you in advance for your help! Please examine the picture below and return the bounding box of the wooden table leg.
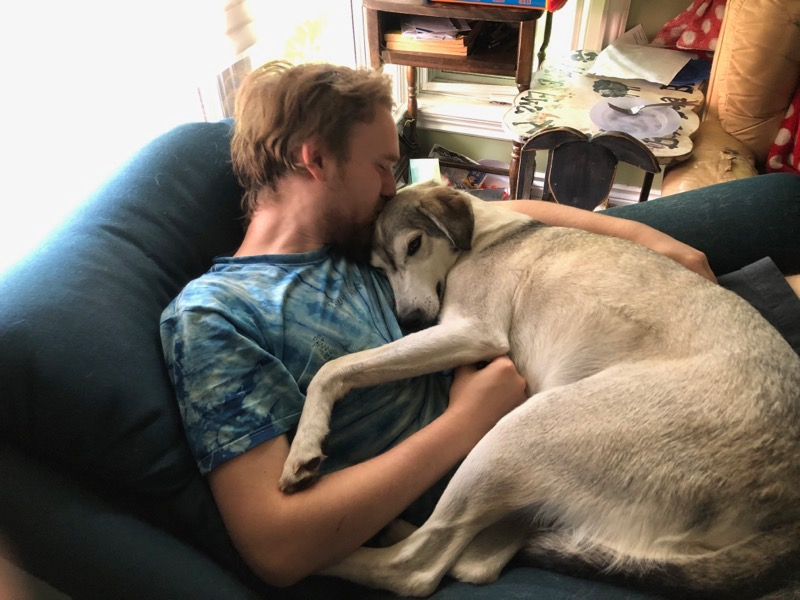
[509,140,523,199]
[406,66,418,149]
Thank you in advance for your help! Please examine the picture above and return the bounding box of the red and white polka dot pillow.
[767,90,800,174]
[651,0,726,53]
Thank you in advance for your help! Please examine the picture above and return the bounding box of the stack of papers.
[400,17,471,40]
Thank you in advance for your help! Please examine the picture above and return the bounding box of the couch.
[2,120,798,599]
[661,0,800,194]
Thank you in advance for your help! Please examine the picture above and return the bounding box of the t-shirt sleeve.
[160,305,304,474]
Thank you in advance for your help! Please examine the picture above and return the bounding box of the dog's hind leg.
[323,421,534,596]
[322,514,493,597]
[447,516,528,585]
[327,517,526,595]
[378,519,418,546]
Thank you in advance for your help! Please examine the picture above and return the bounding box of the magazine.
[428,145,488,190]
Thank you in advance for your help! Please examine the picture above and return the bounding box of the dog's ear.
[416,186,474,251]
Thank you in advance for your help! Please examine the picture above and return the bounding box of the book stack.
[427,0,568,9]
[385,16,480,56]
[384,30,472,56]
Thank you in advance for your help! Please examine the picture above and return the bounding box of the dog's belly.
[509,303,659,392]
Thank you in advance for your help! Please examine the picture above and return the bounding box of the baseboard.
[527,170,664,207]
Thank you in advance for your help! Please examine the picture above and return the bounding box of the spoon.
[607,101,699,116]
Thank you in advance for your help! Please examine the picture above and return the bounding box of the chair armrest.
[661,118,758,196]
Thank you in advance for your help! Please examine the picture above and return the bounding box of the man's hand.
[631,228,717,283]
[445,356,528,448]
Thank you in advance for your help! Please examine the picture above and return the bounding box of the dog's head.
[371,181,474,330]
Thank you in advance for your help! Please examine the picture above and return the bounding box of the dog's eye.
[407,235,422,257]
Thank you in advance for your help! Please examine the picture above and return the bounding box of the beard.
[322,168,387,263]
[330,216,376,264]
[321,191,383,264]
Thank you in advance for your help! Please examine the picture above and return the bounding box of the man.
[160,61,727,588]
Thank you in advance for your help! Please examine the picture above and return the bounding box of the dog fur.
[279,181,800,598]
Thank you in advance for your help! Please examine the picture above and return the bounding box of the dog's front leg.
[279,316,508,492]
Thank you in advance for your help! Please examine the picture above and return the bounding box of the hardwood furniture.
[363,0,550,187]
[514,126,660,210]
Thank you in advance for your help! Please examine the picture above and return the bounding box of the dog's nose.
[399,309,428,333]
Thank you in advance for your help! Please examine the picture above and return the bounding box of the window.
[1,1,374,274]
[202,0,409,121]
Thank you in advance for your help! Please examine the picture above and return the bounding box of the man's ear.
[299,137,329,182]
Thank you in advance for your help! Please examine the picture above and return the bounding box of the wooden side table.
[363,0,550,188]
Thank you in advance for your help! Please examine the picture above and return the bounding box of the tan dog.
[280,181,800,598]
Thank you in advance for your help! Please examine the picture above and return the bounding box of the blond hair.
[231,61,394,217]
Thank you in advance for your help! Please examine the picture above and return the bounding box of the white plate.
[589,98,681,139]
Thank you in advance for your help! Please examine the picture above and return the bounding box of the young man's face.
[324,107,400,262]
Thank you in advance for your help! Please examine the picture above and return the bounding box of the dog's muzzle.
[399,308,431,333]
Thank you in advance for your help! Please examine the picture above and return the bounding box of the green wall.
[628,1,692,38]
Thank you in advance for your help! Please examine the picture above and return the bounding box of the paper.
[409,159,444,185]
[587,26,692,85]
[400,17,470,40]
[427,145,488,190]
[614,24,649,46]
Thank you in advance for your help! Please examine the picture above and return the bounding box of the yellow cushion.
[706,0,800,166]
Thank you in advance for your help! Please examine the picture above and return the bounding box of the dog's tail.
[523,523,800,599]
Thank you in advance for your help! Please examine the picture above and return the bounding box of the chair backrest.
[514,126,661,210]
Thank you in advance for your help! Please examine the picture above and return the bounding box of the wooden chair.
[513,127,661,210]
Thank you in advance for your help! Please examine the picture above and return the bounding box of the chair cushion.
[707,0,800,164]
[0,120,248,565]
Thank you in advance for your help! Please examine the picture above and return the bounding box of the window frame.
[201,0,380,122]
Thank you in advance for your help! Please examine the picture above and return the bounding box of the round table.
[503,49,705,165]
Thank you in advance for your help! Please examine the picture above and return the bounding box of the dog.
[279,181,800,598]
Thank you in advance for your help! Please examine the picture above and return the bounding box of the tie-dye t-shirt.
[160,246,450,488]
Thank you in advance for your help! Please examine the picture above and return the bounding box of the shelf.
[364,0,549,197]
[381,49,518,77]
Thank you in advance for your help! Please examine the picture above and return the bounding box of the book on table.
[384,31,470,55]
[384,19,485,56]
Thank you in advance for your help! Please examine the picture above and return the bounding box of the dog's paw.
[278,438,328,494]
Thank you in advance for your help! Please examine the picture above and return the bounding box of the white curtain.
[225,0,258,56]
[0,1,232,273]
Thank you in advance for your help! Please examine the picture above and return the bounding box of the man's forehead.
[351,111,399,156]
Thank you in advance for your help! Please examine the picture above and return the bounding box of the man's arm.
[502,200,716,282]
[208,357,526,587]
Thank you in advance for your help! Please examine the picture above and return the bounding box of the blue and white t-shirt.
[160,246,450,483]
